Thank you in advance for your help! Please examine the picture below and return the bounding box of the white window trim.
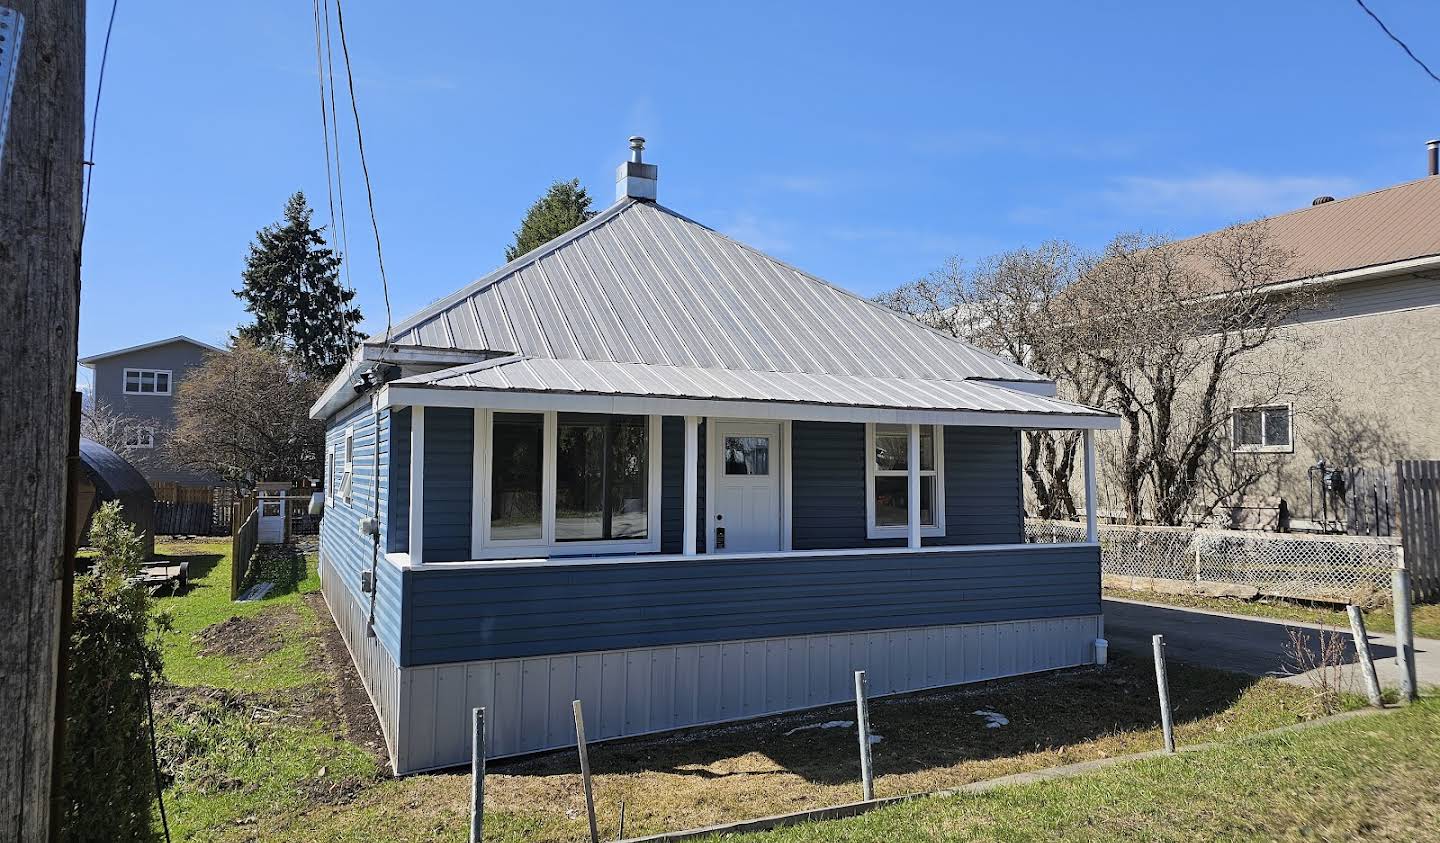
[341,426,355,504]
[470,410,663,559]
[124,425,156,449]
[122,368,173,396]
[1231,403,1294,454]
[865,422,946,539]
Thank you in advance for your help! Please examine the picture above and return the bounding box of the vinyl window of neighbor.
[122,368,171,395]
[866,423,945,538]
[123,426,155,449]
[1233,405,1293,453]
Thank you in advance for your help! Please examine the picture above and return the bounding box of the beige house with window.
[1160,148,1440,524]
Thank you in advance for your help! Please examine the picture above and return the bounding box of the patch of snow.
[783,720,854,736]
[973,709,1009,728]
[868,734,883,744]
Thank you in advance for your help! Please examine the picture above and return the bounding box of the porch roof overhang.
[380,355,1119,430]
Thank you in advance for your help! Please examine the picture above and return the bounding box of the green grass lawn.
[1107,588,1440,640]
[715,699,1440,842]
[151,540,383,841]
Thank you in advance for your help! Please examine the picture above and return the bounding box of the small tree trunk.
[0,2,86,840]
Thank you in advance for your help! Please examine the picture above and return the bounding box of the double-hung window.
[1232,405,1292,453]
[122,369,171,395]
[340,427,355,503]
[481,411,660,555]
[866,423,945,538]
[123,426,155,449]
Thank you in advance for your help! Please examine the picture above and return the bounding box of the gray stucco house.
[79,335,224,487]
[312,139,1119,774]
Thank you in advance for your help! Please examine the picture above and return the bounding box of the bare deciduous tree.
[1057,222,1323,525]
[80,399,166,473]
[169,340,324,486]
[876,242,1104,518]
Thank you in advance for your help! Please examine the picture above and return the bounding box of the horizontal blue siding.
[791,422,1023,550]
[423,408,473,562]
[401,544,1099,664]
[319,400,404,662]
[660,417,705,554]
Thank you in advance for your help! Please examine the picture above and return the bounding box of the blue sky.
[78,0,1440,376]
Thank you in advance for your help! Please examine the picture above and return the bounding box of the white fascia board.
[378,384,1121,431]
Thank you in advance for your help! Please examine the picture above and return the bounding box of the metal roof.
[382,198,1046,384]
[79,335,226,366]
[392,355,1114,427]
[1178,176,1440,286]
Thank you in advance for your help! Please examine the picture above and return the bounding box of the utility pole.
[0,2,86,841]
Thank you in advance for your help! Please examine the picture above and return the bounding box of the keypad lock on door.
[715,514,725,549]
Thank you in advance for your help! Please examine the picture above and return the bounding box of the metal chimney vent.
[616,136,658,201]
[1312,196,1335,205]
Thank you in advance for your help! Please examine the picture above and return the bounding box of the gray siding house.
[313,140,1118,774]
[79,335,224,486]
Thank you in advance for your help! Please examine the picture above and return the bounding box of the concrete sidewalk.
[1103,597,1438,691]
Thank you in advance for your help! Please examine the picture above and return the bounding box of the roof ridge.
[644,202,1048,382]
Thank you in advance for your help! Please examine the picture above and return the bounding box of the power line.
[332,0,393,344]
[321,0,354,294]
[1354,0,1440,86]
[80,0,120,245]
[310,0,338,243]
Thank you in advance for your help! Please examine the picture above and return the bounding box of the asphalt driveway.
[1103,597,1438,691]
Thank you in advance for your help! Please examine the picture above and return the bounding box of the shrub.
[59,502,169,843]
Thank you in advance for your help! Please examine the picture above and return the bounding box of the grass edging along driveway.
[621,706,1402,843]
[1104,587,1440,640]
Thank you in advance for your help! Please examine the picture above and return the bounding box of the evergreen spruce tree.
[505,178,596,262]
[235,192,363,380]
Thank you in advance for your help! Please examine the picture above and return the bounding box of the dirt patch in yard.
[304,591,390,769]
[195,606,302,660]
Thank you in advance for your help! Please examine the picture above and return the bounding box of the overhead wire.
[80,0,120,247]
[1353,0,1440,86]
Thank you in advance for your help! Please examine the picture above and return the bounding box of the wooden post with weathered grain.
[572,700,599,843]
[1152,635,1176,754]
[469,707,485,843]
[854,670,875,801]
[0,2,86,840]
[1346,606,1384,709]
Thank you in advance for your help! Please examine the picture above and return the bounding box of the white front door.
[257,494,286,544]
[712,421,782,553]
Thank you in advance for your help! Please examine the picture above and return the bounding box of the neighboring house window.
[482,411,660,553]
[341,427,355,503]
[123,426,155,449]
[1233,405,1293,453]
[123,368,171,395]
[866,423,945,538]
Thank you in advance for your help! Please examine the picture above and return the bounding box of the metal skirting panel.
[320,553,404,773]
[394,614,1101,774]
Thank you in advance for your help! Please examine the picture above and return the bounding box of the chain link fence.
[1026,519,1400,604]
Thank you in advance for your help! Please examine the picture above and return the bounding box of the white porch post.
[682,415,699,556]
[907,422,922,548]
[410,405,425,565]
[1083,428,1098,543]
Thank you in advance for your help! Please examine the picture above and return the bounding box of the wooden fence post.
[572,700,599,843]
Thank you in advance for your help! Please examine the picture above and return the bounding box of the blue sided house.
[311,138,1119,774]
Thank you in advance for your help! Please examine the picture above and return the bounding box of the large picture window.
[123,368,171,395]
[866,423,945,538]
[479,411,660,555]
[556,414,649,541]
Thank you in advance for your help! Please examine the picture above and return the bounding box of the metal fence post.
[572,700,599,843]
[470,707,486,843]
[1346,607,1384,708]
[1393,564,1418,703]
[853,670,874,801]
[1152,634,1176,753]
